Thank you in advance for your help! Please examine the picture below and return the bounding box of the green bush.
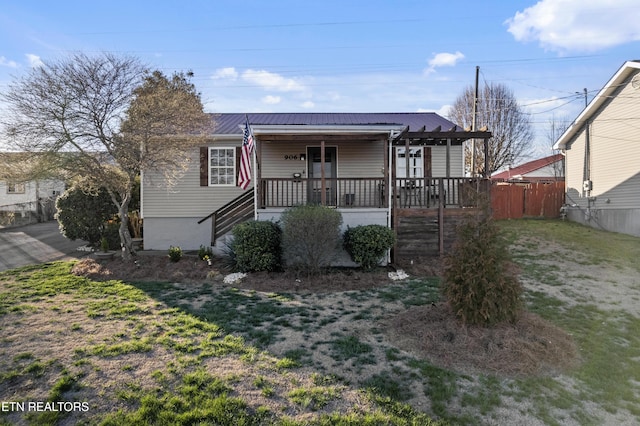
[56,185,117,246]
[168,246,183,262]
[231,221,282,272]
[281,205,342,275]
[441,207,522,326]
[343,225,396,269]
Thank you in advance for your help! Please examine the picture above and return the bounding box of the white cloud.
[262,95,281,105]
[0,56,19,68]
[25,54,43,68]
[241,69,306,92]
[505,0,640,52]
[211,67,238,80]
[300,101,315,109]
[424,52,464,76]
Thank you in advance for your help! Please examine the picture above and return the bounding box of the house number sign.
[283,155,300,160]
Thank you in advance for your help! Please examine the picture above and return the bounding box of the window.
[396,147,423,179]
[209,147,236,186]
[7,182,26,194]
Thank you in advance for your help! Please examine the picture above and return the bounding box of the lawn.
[1,219,639,425]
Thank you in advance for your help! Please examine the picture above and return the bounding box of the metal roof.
[211,112,459,135]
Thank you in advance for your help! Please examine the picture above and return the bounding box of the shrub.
[343,225,396,269]
[231,221,282,272]
[103,220,121,251]
[281,205,342,275]
[441,206,522,326]
[168,246,183,262]
[56,185,117,246]
[100,237,110,253]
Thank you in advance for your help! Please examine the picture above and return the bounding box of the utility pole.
[470,66,479,176]
[577,88,587,108]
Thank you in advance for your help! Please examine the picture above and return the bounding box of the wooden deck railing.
[259,178,386,208]
[259,177,488,209]
[198,190,255,244]
[392,177,487,208]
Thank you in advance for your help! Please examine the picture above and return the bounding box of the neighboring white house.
[0,179,65,226]
[141,113,492,256]
[554,60,640,236]
[0,153,66,227]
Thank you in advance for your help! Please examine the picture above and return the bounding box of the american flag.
[238,116,254,190]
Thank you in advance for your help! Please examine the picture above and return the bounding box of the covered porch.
[253,125,492,210]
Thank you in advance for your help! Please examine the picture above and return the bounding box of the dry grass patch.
[387,302,580,377]
[71,256,217,283]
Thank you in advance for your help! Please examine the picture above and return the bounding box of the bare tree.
[448,82,534,175]
[545,114,571,179]
[1,52,211,260]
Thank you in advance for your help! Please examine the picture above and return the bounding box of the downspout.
[583,121,592,221]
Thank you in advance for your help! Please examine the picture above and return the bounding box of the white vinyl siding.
[260,140,385,179]
[565,75,640,210]
[588,79,640,209]
[432,145,463,177]
[142,138,465,218]
[565,129,587,208]
[143,139,244,218]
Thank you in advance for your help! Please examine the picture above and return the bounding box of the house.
[554,60,640,236]
[141,113,492,260]
[491,154,564,183]
[0,153,66,227]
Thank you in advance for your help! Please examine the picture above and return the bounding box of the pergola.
[391,126,493,179]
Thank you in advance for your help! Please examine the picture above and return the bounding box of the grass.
[1,219,640,424]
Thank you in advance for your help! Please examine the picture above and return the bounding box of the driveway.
[0,221,89,272]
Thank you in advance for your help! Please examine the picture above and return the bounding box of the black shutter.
[200,147,208,186]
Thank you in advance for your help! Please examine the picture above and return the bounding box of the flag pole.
[252,133,258,221]
[246,114,258,220]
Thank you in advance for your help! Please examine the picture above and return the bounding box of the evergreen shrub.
[56,185,117,247]
[441,206,522,326]
[343,225,396,269]
[231,220,282,272]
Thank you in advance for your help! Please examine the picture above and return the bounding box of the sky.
[1,0,640,158]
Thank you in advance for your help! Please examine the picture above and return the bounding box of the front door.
[307,146,337,205]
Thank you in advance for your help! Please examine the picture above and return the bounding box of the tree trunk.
[119,204,135,261]
[114,187,135,262]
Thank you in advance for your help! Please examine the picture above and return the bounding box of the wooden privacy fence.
[491,181,564,219]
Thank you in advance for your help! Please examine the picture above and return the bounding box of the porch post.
[320,140,326,205]
[483,138,489,178]
[404,138,410,180]
[255,136,262,213]
[446,138,451,177]
[383,137,389,208]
